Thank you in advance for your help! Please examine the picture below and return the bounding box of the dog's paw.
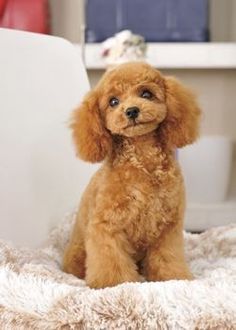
[147,266,193,282]
[86,272,143,289]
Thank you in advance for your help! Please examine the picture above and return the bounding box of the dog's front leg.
[145,223,193,281]
[85,223,141,289]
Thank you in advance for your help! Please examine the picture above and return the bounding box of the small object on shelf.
[178,135,233,204]
[101,30,147,66]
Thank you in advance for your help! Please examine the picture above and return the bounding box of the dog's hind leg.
[63,224,86,279]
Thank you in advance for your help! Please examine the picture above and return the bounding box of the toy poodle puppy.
[63,62,201,289]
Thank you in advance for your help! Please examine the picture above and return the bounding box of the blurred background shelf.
[185,146,236,231]
[185,198,236,231]
[76,43,236,70]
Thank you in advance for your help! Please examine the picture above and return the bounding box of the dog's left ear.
[158,76,201,148]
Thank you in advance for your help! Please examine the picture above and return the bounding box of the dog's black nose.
[125,107,140,119]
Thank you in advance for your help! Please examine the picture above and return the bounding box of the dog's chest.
[108,145,183,251]
[121,167,183,251]
[124,197,166,251]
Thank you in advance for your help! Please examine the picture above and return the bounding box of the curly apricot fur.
[63,62,201,289]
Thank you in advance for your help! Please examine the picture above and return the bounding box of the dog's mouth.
[117,118,160,137]
[123,119,157,129]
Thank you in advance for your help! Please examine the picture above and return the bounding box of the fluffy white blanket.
[0,214,235,329]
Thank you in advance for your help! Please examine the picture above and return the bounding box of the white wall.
[49,0,82,43]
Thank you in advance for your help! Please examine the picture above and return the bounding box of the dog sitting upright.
[63,62,201,289]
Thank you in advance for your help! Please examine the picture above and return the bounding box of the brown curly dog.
[63,62,201,289]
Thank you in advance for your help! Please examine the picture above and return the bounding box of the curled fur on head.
[71,63,201,163]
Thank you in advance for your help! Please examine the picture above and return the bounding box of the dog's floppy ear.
[70,90,112,162]
[158,76,201,149]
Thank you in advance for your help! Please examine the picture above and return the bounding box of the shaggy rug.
[0,213,235,330]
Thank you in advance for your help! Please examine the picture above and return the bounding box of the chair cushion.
[0,217,235,329]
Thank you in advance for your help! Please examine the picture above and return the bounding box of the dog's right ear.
[70,90,112,163]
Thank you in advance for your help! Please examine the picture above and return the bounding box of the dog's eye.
[109,97,119,107]
[140,90,153,99]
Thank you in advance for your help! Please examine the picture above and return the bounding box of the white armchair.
[0,29,97,247]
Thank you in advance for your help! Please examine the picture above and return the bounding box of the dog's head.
[71,62,201,162]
